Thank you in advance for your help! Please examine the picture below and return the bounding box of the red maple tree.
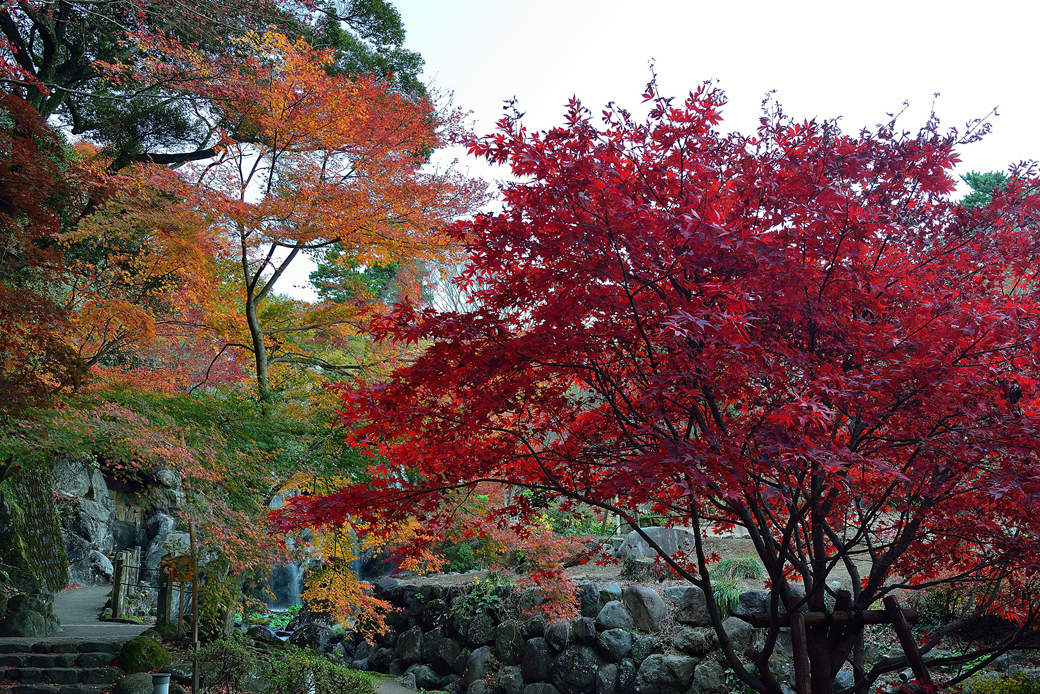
[274,83,1040,693]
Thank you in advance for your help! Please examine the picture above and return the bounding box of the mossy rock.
[119,635,173,674]
[0,563,40,594]
[0,610,54,637]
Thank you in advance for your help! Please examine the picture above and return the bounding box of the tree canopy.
[274,84,1040,694]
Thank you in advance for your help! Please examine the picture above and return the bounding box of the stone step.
[0,641,122,655]
[0,638,128,692]
[0,666,121,685]
[8,686,106,694]
[0,652,118,668]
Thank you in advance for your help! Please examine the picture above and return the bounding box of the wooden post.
[177,582,185,638]
[156,570,173,627]
[884,596,933,688]
[190,522,200,694]
[830,590,852,643]
[790,611,811,694]
[111,557,124,619]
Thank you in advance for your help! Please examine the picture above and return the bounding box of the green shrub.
[266,604,302,630]
[189,638,257,694]
[267,648,375,694]
[958,673,1040,694]
[453,571,510,618]
[442,539,479,573]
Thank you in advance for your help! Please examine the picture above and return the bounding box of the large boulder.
[578,584,602,618]
[522,638,553,683]
[427,636,461,674]
[732,590,771,617]
[146,513,177,542]
[246,625,277,643]
[496,620,524,665]
[616,527,697,562]
[630,635,660,666]
[0,563,40,593]
[673,627,713,656]
[633,654,699,694]
[545,620,573,652]
[674,587,710,627]
[114,672,155,694]
[597,629,633,662]
[396,625,423,663]
[619,659,637,694]
[596,601,634,631]
[52,457,95,497]
[573,616,598,645]
[53,459,116,560]
[119,636,172,674]
[0,609,56,637]
[599,584,622,604]
[550,645,600,694]
[288,624,337,653]
[498,666,525,694]
[112,520,139,553]
[8,592,51,614]
[691,661,726,694]
[64,498,115,553]
[524,685,561,694]
[622,586,667,633]
[68,549,114,586]
[468,612,497,647]
[598,663,619,694]
[522,614,546,639]
[413,665,441,690]
[721,617,754,654]
[463,646,493,688]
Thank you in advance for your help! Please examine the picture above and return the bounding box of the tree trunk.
[244,292,271,403]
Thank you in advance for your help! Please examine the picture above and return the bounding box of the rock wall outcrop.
[52,457,187,588]
[338,578,795,694]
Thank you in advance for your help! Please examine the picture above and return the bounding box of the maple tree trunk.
[244,292,272,403]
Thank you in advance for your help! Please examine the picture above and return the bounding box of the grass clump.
[709,557,764,581]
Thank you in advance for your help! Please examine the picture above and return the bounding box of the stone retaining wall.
[343,578,794,694]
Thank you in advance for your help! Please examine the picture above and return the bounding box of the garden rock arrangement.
[338,578,786,694]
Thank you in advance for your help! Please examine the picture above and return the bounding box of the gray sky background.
[285,0,1038,298]
[395,0,1036,173]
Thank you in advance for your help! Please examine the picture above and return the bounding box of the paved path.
[51,586,150,638]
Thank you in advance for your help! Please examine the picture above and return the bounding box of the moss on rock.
[119,635,172,674]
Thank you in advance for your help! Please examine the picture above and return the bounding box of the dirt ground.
[396,532,873,594]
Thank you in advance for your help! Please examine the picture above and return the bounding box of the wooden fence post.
[790,611,811,694]
[111,557,124,619]
[884,596,933,688]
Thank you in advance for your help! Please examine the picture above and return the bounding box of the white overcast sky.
[284,0,1039,299]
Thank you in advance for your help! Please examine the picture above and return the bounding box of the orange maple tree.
[57,153,225,391]
[129,31,486,401]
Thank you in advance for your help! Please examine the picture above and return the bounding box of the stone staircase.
[0,640,123,694]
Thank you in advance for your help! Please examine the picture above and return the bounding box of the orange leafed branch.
[125,31,486,400]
